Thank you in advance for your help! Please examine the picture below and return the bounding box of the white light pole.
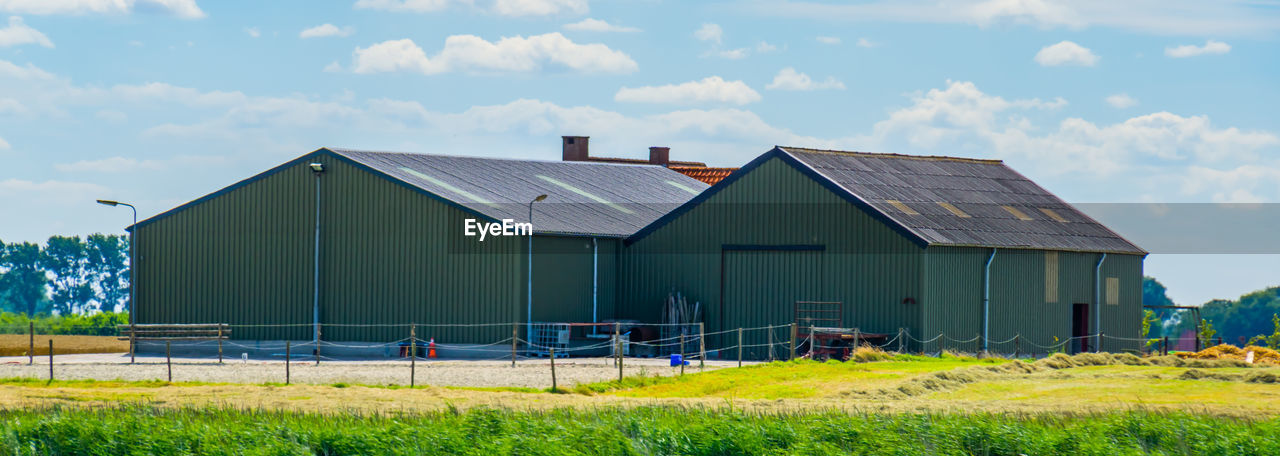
[527,194,548,347]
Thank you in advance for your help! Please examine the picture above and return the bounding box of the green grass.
[1,405,1278,455]
[576,355,1007,398]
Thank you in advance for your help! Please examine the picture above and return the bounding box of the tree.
[1247,314,1280,349]
[85,234,129,312]
[1142,309,1160,350]
[1199,318,1217,348]
[0,241,50,315]
[1142,277,1177,338]
[41,236,95,315]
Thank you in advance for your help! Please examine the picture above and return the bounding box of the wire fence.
[0,321,1216,388]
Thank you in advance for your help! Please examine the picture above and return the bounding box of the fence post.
[410,323,416,388]
[1163,336,1169,356]
[165,340,172,383]
[1014,335,1021,358]
[737,327,743,368]
[1098,332,1104,353]
[897,328,904,354]
[767,327,774,362]
[1217,336,1223,347]
[511,322,518,367]
[217,325,224,364]
[129,321,136,364]
[789,323,797,361]
[698,322,706,370]
[315,326,321,366]
[286,340,291,385]
[853,328,861,349]
[47,340,53,382]
[617,336,623,382]
[549,347,557,392]
[614,322,621,368]
[28,321,33,365]
[679,333,686,375]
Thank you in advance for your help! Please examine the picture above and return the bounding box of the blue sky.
[1,0,1279,306]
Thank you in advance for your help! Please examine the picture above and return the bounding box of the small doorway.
[1071,303,1090,353]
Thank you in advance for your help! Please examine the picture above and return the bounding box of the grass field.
[2,351,1278,453]
[1,406,1277,455]
[0,334,128,357]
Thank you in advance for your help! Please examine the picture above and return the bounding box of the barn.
[130,147,709,346]
[620,147,1146,356]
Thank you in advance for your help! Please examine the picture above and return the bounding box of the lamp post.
[97,199,137,361]
[527,194,548,348]
[309,162,325,355]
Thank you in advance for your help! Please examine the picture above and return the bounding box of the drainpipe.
[983,248,997,353]
[592,237,598,334]
[1094,253,1107,353]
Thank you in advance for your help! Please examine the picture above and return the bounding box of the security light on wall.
[309,163,325,173]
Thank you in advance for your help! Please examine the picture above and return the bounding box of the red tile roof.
[669,166,737,185]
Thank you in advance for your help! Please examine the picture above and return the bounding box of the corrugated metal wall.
[621,157,926,357]
[921,246,1144,353]
[137,151,616,343]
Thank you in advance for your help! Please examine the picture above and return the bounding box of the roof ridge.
[327,147,670,168]
[778,146,1004,165]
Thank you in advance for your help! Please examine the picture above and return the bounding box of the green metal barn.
[621,147,1146,356]
[131,147,709,344]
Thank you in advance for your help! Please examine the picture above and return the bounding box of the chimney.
[648,146,670,167]
[562,136,589,161]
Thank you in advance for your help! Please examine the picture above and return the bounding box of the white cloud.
[563,18,638,32]
[0,58,54,79]
[0,0,205,19]
[716,48,748,59]
[765,67,845,91]
[856,37,877,48]
[491,0,586,16]
[54,156,164,173]
[351,33,637,75]
[323,61,343,72]
[353,0,587,16]
[1164,39,1230,58]
[1105,93,1138,109]
[0,135,8,149]
[755,41,778,53]
[815,36,840,45]
[1034,40,1098,66]
[614,76,762,105]
[94,109,127,123]
[743,0,1280,37]
[0,97,25,114]
[694,23,722,44]
[0,16,51,47]
[353,0,458,12]
[245,27,260,38]
[300,23,354,39]
[0,179,109,203]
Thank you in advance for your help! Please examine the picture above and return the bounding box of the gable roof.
[629,147,1145,255]
[134,148,710,238]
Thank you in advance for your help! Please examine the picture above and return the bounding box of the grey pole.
[526,194,547,350]
[96,199,138,353]
[310,163,325,354]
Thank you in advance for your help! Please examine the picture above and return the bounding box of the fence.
[0,321,1213,388]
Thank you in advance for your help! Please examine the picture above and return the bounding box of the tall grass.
[0,406,1276,455]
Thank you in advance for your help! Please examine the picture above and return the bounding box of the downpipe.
[1094,253,1107,353]
[983,248,997,353]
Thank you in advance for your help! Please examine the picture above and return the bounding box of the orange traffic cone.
[428,338,437,358]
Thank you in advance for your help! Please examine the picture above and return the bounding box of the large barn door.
[722,248,823,360]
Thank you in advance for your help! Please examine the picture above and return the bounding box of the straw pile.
[1176,344,1280,365]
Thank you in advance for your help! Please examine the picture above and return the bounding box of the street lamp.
[527,194,548,349]
[97,199,137,362]
[310,163,325,356]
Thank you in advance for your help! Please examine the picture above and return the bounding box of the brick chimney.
[562,136,589,161]
[648,146,670,167]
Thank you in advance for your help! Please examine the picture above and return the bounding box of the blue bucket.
[670,354,683,366]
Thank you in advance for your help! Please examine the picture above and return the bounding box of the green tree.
[1142,277,1177,338]
[0,241,50,315]
[1198,318,1217,348]
[41,236,94,315]
[85,234,129,312]
[1246,314,1280,349]
[1142,309,1160,350]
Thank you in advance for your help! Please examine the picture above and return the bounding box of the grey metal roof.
[331,148,710,237]
[780,147,1146,254]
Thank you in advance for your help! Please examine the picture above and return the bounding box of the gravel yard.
[0,354,739,389]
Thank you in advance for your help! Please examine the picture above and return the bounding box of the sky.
[0,0,1278,307]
